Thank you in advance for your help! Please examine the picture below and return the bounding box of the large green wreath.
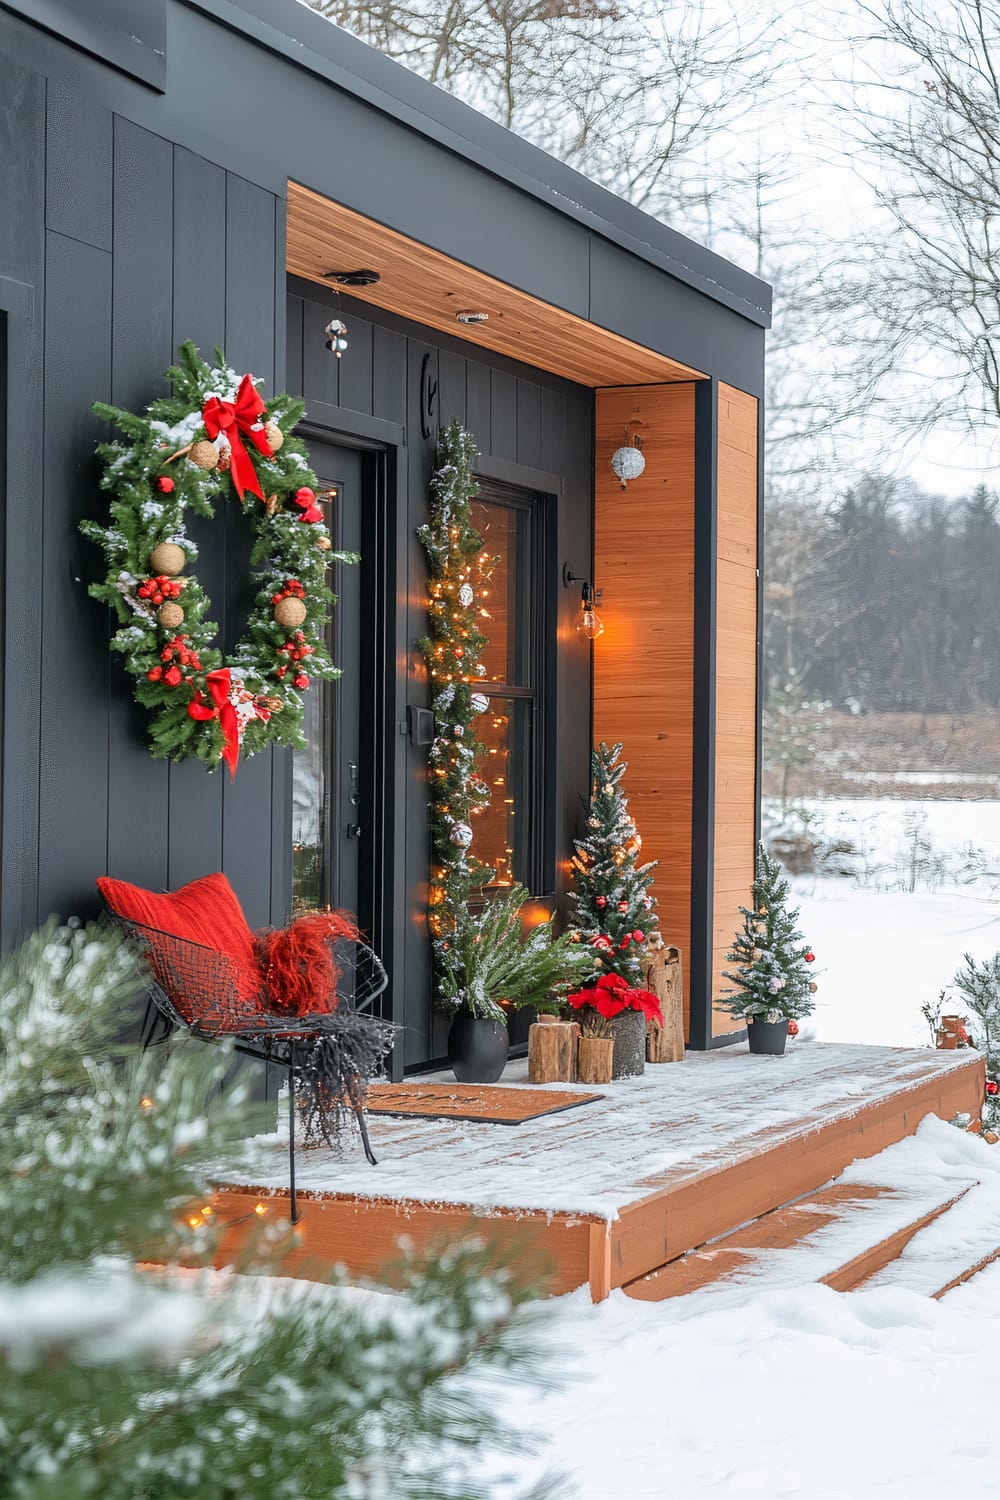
[83,342,357,775]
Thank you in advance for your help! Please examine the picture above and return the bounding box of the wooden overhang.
[287,182,706,390]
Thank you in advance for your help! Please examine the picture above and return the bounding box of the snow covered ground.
[775,796,1000,1047]
[481,1119,1000,1499]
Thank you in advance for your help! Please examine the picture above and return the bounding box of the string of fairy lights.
[416,420,504,972]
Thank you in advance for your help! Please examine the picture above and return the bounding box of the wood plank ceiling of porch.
[286,182,706,388]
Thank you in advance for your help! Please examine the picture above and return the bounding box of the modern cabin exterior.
[0,0,771,1071]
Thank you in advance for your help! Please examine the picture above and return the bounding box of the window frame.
[471,477,555,900]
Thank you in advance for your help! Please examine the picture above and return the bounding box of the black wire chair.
[109,911,392,1222]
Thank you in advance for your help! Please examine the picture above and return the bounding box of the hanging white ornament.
[611,435,645,490]
[458,582,474,608]
[449,821,474,847]
[470,692,489,714]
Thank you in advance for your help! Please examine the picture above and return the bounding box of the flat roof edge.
[183,0,773,329]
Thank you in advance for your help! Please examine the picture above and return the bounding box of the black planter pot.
[746,1018,788,1056]
[447,1007,509,1083]
[610,1007,646,1079]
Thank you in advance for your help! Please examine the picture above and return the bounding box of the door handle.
[348,760,361,806]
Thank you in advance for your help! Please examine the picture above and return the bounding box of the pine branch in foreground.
[0,919,564,1500]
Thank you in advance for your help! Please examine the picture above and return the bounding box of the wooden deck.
[208,1043,984,1301]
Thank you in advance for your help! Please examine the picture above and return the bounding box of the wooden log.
[578,1035,614,1084]
[645,944,685,1062]
[528,1019,578,1083]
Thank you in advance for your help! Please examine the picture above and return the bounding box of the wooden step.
[857,1181,1000,1299]
[623,1181,971,1302]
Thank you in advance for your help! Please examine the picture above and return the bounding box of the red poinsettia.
[567,972,663,1023]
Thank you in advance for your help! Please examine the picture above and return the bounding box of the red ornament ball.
[617,901,629,913]
[595,896,607,908]
[293,672,310,690]
[156,476,175,493]
[804,951,815,963]
[294,487,315,505]
[787,1019,800,1037]
[163,665,182,687]
[987,1081,999,1097]
[632,928,645,942]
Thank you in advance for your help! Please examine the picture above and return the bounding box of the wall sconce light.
[563,564,604,640]
[611,425,646,490]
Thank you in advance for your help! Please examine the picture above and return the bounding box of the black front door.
[292,439,364,920]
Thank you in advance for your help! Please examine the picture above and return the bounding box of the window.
[470,483,550,894]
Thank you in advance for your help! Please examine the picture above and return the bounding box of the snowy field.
[770,796,1000,1046]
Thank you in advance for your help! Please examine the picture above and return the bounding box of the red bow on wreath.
[202,374,272,504]
[187,668,240,779]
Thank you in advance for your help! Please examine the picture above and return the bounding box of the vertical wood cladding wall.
[287,282,594,1066]
[0,61,289,937]
[593,385,696,1035]
[711,382,759,1034]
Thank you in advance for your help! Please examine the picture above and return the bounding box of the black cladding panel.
[2,0,167,90]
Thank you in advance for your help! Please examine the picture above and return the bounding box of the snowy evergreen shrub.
[721,845,817,1024]
[0,919,561,1499]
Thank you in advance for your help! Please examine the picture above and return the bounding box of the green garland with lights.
[82,341,357,774]
[416,419,499,1007]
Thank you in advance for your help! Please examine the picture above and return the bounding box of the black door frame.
[299,405,408,1079]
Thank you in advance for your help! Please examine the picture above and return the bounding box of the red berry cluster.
[146,635,203,688]
[271,578,305,606]
[618,928,646,951]
[138,574,184,605]
[987,1080,999,1097]
[293,486,323,523]
[274,629,313,689]
[156,476,175,494]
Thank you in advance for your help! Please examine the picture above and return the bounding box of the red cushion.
[97,872,262,1007]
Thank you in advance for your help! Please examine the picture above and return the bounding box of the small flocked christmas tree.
[0,919,559,1498]
[950,952,1000,1132]
[722,844,817,1025]
[568,742,659,986]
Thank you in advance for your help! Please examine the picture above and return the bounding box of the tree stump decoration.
[527,1015,578,1083]
[645,943,685,1062]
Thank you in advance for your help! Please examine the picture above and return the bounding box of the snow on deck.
[220,1042,977,1222]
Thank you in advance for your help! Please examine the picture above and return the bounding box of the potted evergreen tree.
[721,844,817,1054]
[444,885,594,1082]
[566,743,662,1078]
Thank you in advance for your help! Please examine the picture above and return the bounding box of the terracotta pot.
[747,1018,788,1055]
[577,1034,614,1084]
[936,1029,959,1050]
[447,1006,509,1083]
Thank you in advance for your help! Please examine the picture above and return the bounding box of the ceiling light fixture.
[322,268,381,287]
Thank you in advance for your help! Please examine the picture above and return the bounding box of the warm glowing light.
[187,1215,203,1230]
[139,1096,153,1112]
[578,602,604,640]
[254,1202,267,1216]
[201,1204,214,1216]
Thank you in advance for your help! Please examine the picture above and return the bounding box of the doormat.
[365,1082,603,1125]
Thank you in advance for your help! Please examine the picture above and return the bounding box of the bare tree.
[844,0,1000,436]
[306,0,782,238]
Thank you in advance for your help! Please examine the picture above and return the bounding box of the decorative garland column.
[416,419,497,1008]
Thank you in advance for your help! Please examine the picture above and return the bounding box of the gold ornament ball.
[149,542,186,576]
[157,601,185,630]
[316,535,332,552]
[808,981,818,993]
[274,596,307,629]
[189,440,220,471]
[265,420,284,451]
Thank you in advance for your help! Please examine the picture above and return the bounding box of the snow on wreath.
[82,342,357,776]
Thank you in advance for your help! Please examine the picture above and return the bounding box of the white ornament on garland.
[470,693,489,714]
[449,821,474,848]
